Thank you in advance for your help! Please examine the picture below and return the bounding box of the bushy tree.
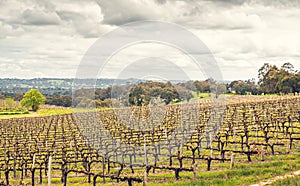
[229,80,257,95]
[258,62,299,94]
[128,81,193,106]
[5,97,15,108]
[193,79,210,93]
[46,94,72,107]
[20,89,46,111]
[14,93,24,101]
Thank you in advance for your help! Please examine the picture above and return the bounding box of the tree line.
[0,62,298,108]
[229,62,299,95]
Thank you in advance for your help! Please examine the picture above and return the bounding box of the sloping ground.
[271,174,300,186]
[251,170,300,186]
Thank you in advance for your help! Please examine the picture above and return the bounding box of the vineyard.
[0,95,299,185]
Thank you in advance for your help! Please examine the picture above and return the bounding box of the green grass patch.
[0,111,29,115]
[38,107,114,116]
[146,154,300,186]
[38,108,74,116]
[270,174,300,186]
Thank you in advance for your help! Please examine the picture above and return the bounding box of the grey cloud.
[21,9,61,25]
[155,0,167,4]
[96,0,264,30]
[32,0,56,11]
[0,0,61,26]
[57,10,114,38]
[0,20,23,38]
[96,0,163,25]
[203,0,300,7]
[0,0,299,79]
[57,11,82,22]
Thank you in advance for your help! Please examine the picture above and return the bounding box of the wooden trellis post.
[48,156,52,186]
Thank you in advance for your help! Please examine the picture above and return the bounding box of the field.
[0,95,299,185]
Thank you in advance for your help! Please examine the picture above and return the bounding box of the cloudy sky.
[0,0,299,81]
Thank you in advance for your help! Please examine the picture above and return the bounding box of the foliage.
[229,79,258,95]
[128,81,193,105]
[193,79,212,93]
[5,97,14,108]
[228,62,299,95]
[0,111,29,115]
[13,93,23,101]
[0,107,27,112]
[20,89,46,111]
[74,81,195,107]
[7,62,298,109]
[0,102,29,116]
[258,62,300,94]
[46,94,72,107]
[178,79,217,94]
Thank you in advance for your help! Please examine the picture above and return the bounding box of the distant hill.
[0,78,187,96]
[0,78,127,96]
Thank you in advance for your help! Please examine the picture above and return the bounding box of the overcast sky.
[0,0,299,80]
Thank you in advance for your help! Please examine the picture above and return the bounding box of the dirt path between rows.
[250,170,300,186]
